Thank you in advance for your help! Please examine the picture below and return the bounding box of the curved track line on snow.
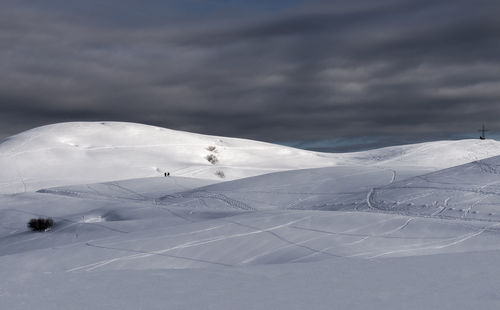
[367,229,487,259]
[83,242,234,268]
[366,188,375,209]
[345,223,500,259]
[240,235,324,264]
[390,169,397,183]
[158,190,255,211]
[66,218,308,272]
[290,220,450,240]
[222,217,345,259]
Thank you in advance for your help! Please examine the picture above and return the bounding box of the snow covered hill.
[1,121,500,194]
[0,122,338,193]
[2,122,500,309]
[349,138,500,168]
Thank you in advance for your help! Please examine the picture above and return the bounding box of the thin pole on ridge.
[479,123,488,140]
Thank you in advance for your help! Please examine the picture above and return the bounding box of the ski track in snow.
[390,169,397,183]
[366,188,375,209]
[289,218,442,241]
[366,223,500,259]
[66,217,313,272]
[158,190,256,211]
[240,235,323,264]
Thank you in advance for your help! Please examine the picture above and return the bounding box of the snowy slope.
[368,154,500,222]
[19,158,500,262]
[0,122,338,193]
[2,174,500,309]
[348,138,500,168]
[2,122,500,309]
[1,121,500,194]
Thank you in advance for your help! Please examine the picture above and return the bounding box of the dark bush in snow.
[215,170,225,178]
[206,154,218,164]
[206,145,217,152]
[28,218,54,232]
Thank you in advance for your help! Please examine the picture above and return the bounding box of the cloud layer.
[1,0,499,148]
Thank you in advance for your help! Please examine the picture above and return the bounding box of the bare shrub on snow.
[215,170,225,178]
[206,154,218,164]
[206,146,217,152]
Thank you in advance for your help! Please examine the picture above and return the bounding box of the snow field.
[2,122,500,309]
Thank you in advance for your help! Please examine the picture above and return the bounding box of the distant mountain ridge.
[1,121,499,194]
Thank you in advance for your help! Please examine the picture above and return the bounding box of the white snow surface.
[2,121,500,194]
[1,122,500,309]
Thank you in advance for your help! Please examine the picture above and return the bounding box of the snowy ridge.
[0,122,338,193]
[1,121,500,194]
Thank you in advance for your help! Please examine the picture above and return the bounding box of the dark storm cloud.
[1,0,500,149]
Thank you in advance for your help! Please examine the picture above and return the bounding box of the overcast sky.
[1,0,499,151]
